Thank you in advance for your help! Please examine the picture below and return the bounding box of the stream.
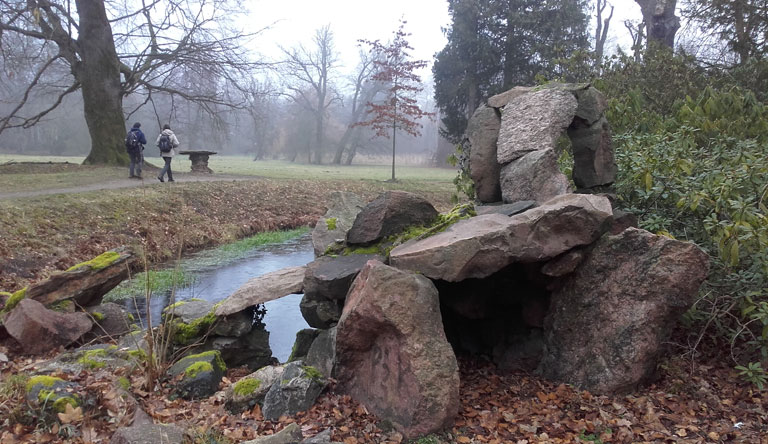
[120,235,314,362]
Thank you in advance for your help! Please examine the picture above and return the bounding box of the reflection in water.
[123,235,314,362]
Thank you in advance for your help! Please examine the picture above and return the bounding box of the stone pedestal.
[179,150,217,173]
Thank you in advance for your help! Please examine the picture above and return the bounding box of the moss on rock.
[302,365,324,382]
[233,378,261,396]
[76,349,109,369]
[66,250,121,272]
[185,361,214,378]
[325,217,338,230]
[0,287,27,316]
[25,375,64,393]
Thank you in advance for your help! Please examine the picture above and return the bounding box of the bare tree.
[625,19,646,62]
[0,0,264,165]
[280,25,340,164]
[332,49,384,164]
[594,0,614,65]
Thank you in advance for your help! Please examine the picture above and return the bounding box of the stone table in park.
[178,150,217,173]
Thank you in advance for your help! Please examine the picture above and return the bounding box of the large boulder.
[300,292,343,329]
[262,361,327,421]
[487,86,534,108]
[335,260,459,439]
[496,89,578,164]
[466,105,502,203]
[303,254,379,301]
[85,302,134,340]
[390,194,613,282]
[215,265,306,317]
[288,328,320,362]
[568,115,616,189]
[539,228,710,394]
[311,191,366,257]
[27,246,137,307]
[499,148,570,204]
[206,328,273,370]
[346,191,439,246]
[304,327,337,378]
[3,299,92,354]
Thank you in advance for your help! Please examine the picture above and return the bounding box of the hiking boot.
[157,176,164,182]
[168,179,175,182]
[135,175,143,180]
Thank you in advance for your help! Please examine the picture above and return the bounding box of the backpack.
[157,134,172,153]
[125,131,141,153]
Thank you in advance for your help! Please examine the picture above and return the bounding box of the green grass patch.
[198,226,311,265]
[104,269,196,302]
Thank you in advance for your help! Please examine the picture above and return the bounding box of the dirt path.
[0,173,253,200]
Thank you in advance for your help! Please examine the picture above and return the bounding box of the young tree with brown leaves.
[357,20,434,181]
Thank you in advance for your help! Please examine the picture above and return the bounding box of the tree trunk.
[635,0,679,49]
[77,0,129,166]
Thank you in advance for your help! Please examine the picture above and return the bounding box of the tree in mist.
[280,25,340,164]
[332,50,385,165]
[433,0,590,142]
[0,0,260,165]
[635,0,680,49]
[357,20,434,181]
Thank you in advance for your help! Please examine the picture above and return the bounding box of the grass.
[0,154,456,194]
[104,269,196,302]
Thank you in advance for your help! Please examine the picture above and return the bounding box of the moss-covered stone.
[233,378,261,396]
[51,396,79,413]
[325,217,338,230]
[91,311,105,322]
[66,251,121,272]
[76,349,109,369]
[26,376,80,413]
[170,308,219,345]
[185,350,227,373]
[25,375,64,393]
[185,361,214,379]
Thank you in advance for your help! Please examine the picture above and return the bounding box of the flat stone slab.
[215,266,306,316]
[389,194,613,282]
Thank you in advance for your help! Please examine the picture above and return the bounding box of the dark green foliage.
[433,0,590,141]
[606,61,768,384]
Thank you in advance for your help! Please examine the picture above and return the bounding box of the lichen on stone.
[66,251,121,272]
[233,378,261,396]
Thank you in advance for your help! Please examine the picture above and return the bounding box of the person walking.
[125,122,147,179]
[156,124,180,183]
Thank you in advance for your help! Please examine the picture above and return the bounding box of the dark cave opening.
[436,262,553,371]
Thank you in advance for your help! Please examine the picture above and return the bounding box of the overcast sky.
[246,0,648,73]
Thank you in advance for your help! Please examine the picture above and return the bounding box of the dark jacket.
[128,128,147,152]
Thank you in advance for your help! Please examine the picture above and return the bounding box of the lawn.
[0,154,456,193]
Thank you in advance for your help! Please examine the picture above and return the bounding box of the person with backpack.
[125,122,147,179]
[156,123,180,182]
